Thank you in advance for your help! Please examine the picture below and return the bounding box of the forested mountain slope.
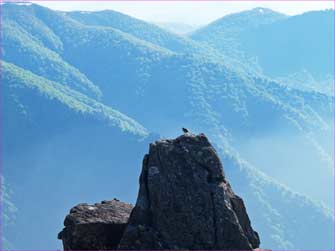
[191,8,334,91]
[1,3,333,250]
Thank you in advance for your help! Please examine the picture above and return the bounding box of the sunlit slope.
[2,60,148,139]
[2,6,102,98]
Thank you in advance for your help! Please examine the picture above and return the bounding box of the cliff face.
[58,133,260,250]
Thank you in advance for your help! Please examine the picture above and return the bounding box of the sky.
[32,1,334,25]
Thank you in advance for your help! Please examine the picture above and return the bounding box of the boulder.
[118,133,260,249]
[58,199,133,250]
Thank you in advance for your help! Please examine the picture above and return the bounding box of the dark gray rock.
[58,133,260,250]
[118,133,260,250]
[58,199,133,250]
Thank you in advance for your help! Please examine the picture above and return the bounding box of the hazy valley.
[1,4,334,250]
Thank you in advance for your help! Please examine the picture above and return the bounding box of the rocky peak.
[119,133,260,249]
[58,133,260,250]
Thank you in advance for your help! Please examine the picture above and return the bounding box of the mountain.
[62,9,192,53]
[191,7,287,43]
[155,22,200,34]
[190,8,287,63]
[1,3,333,250]
[1,5,101,98]
[191,8,334,92]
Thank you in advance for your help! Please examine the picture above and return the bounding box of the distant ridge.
[191,8,334,80]
[2,3,333,250]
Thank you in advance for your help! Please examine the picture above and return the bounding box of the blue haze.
[1,4,334,250]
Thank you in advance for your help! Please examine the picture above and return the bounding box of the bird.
[182,127,189,134]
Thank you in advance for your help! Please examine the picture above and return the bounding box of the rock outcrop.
[119,133,260,250]
[58,199,133,250]
[58,133,260,250]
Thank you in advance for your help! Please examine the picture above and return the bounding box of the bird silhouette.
[182,128,189,134]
